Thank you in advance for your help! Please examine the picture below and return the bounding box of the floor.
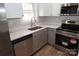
[33,45,68,56]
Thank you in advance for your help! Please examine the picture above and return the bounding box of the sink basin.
[28,26,43,31]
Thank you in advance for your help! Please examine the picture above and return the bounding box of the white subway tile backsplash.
[8,16,79,33]
[7,17,31,33]
[38,16,79,26]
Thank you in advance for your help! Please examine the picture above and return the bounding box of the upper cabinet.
[52,3,62,16]
[4,3,23,18]
[38,3,52,16]
[37,3,62,16]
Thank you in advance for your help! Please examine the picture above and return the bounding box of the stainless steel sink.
[28,26,43,31]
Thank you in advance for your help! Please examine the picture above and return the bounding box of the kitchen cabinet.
[38,3,62,16]
[52,4,62,16]
[33,28,48,52]
[14,34,33,56]
[48,28,56,45]
[4,3,23,18]
[38,3,52,16]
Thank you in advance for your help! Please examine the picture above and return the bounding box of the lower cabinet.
[48,28,56,45]
[14,34,33,56]
[33,28,48,52]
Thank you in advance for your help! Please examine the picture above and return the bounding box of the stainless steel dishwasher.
[13,34,33,56]
[24,35,33,56]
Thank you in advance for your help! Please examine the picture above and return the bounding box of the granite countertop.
[10,24,60,41]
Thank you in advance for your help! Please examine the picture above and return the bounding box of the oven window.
[55,34,69,48]
[55,34,78,49]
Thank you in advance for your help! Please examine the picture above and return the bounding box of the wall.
[8,17,31,33]
[38,16,62,26]
[38,16,79,26]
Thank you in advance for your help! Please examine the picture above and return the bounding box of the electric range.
[55,24,79,56]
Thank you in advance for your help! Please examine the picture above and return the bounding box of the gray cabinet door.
[40,28,48,46]
[48,28,56,45]
[33,28,48,52]
[33,31,40,52]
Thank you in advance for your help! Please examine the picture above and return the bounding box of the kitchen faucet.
[31,17,36,27]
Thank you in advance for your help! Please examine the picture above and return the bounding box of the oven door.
[55,34,69,49]
[55,34,78,48]
[55,33,78,55]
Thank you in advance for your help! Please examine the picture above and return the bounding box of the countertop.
[10,24,60,41]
